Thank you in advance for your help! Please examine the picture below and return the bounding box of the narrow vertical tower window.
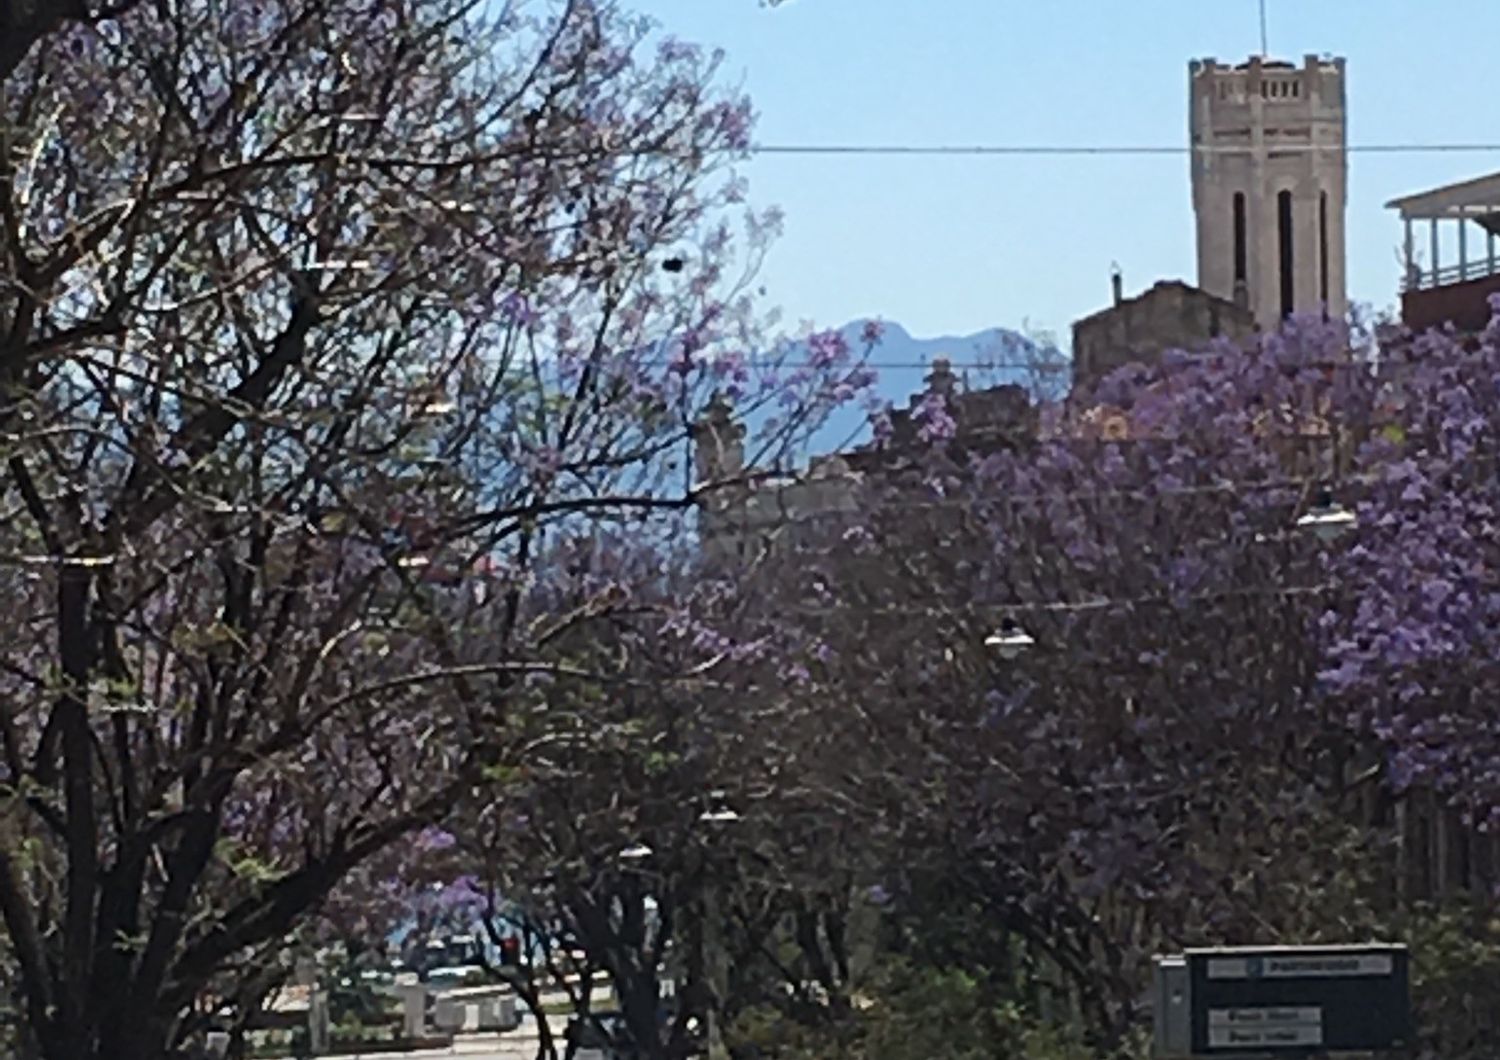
[1319,190,1330,310]
[1233,192,1247,285]
[1278,189,1295,318]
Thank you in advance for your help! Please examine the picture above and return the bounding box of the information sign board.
[1185,945,1410,1055]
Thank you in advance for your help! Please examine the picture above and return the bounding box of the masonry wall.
[1071,283,1257,391]
[1402,273,1500,335]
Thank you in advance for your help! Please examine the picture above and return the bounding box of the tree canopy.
[0,1,874,1055]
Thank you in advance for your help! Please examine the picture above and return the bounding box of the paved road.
[266,1019,574,1060]
[265,981,612,1060]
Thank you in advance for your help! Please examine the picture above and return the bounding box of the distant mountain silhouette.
[801,320,1067,454]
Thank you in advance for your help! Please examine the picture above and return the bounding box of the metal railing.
[1402,254,1500,292]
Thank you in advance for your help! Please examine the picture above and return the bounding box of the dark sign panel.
[1186,945,1411,1054]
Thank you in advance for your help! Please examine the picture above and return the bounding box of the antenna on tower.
[1258,0,1269,57]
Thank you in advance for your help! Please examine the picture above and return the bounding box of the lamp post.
[613,841,664,1059]
[696,795,740,1060]
[200,1028,230,1060]
[615,795,739,1060]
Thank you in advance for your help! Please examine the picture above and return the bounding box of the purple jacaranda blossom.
[657,38,702,63]
[913,391,956,444]
[415,827,457,852]
[500,292,538,328]
[806,329,849,370]
[705,98,754,151]
[711,350,750,382]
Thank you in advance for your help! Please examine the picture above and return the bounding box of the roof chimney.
[1110,263,1124,306]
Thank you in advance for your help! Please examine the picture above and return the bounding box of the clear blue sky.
[631,0,1500,346]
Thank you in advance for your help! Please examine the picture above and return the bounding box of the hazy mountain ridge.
[801,319,1064,453]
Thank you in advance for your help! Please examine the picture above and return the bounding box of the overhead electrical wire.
[637,358,1385,370]
[787,581,1340,621]
[634,353,1416,371]
[743,142,1500,158]
[711,474,1373,511]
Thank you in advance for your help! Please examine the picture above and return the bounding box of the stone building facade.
[695,362,1036,561]
[1070,278,1257,392]
[1190,54,1347,327]
[694,397,863,564]
[869,360,1036,458]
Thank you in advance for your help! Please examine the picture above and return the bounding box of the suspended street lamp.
[985,617,1035,660]
[1296,486,1357,543]
[699,790,741,826]
[618,842,655,863]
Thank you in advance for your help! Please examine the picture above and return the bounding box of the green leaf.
[481,763,524,785]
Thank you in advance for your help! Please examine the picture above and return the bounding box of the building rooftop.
[1191,54,1343,72]
[1387,170,1500,232]
[1071,279,1246,330]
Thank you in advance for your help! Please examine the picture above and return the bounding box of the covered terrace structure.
[1388,170,1500,333]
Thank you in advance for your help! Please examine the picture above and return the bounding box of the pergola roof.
[1387,170,1500,233]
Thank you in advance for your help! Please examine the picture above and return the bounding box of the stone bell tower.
[1189,54,1347,327]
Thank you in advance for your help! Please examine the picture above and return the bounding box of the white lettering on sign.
[1206,1005,1322,1050]
[1208,1006,1321,1027]
[1208,1024,1324,1048]
[1206,953,1394,979]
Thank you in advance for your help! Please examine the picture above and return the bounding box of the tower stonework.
[1190,55,1347,328]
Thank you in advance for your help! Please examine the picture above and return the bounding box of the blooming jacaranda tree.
[422,525,856,1060]
[779,310,1500,1045]
[0,2,873,1056]
[1319,311,1500,840]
